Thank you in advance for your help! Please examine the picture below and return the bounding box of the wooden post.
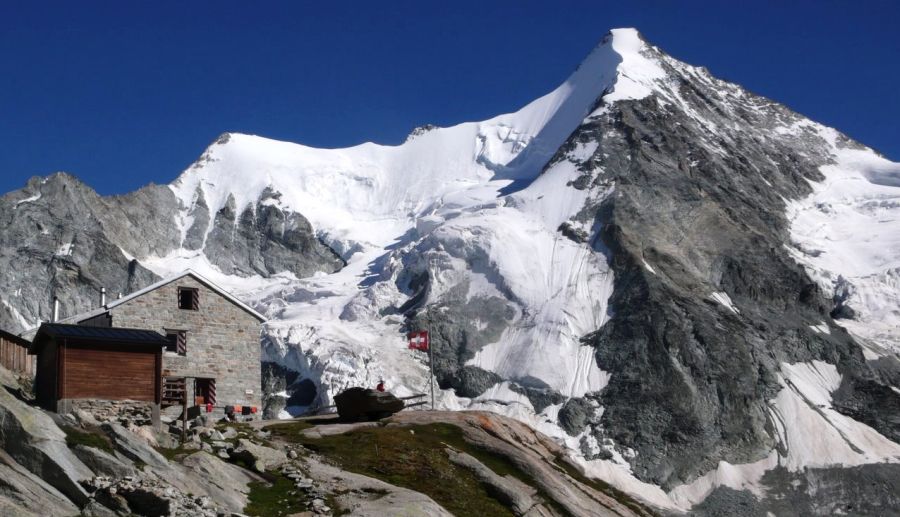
[181,377,188,444]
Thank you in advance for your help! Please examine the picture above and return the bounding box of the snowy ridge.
[167,28,662,258]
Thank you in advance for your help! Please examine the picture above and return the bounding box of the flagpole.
[428,332,435,410]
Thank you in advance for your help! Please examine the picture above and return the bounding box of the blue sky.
[1,1,898,195]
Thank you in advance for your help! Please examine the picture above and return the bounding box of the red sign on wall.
[408,330,429,351]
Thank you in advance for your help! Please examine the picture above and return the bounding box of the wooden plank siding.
[0,334,34,377]
[60,343,159,402]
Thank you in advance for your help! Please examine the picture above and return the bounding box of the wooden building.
[0,328,34,377]
[30,323,168,420]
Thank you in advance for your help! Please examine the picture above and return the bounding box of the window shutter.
[177,331,187,355]
[191,289,199,311]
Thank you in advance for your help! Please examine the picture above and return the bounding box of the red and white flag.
[407,330,429,351]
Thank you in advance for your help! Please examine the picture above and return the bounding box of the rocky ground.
[0,362,655,516]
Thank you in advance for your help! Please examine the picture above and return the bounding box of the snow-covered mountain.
[2,28,900,514]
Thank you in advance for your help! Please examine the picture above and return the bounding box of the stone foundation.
[65,399,160,428]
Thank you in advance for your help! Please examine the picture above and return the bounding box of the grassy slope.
[267,421,519,517]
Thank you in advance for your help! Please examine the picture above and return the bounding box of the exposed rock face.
[404,276,516,394]
[201,187,344,278]
[303,456,453,517]
[693,464,900,516]
[0,166,343,333]
[0,449,80,517]
[261,361,319,419]
[445,448,550,516]
[518,41,900,493]
[0,173,164,330]
[0,363,265,516]
[0,378,94,505]
[384,410,652,517]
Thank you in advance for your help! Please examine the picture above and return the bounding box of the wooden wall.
[62,344,159,402]
[0,334,34,377]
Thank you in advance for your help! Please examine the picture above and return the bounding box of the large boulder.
[334,387,404,421]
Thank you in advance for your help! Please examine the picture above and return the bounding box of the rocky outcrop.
[0,165,343,332]
[693,464,900,516]
[102,422,171,471]
[306,458,453,517]
[203,187,345,278]
[0,173,162,330]
[404,278,516,397]
[385,410,653,516]
[261,361,318,419]
[0,362,265,516]
[0,449,80,517]
[0,378,94,505]
[445,448,551,516]
[230,438,287,472]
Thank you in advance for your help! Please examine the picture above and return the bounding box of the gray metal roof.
[35,323,168,345]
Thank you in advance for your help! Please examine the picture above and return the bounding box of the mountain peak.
[606,27,644,45]
[568,27,664,105]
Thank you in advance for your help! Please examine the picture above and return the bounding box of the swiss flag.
[407,330,429,351]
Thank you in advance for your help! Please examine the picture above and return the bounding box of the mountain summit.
[2,28,899,514]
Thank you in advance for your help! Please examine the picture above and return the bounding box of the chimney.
[100,287,107,307]
[52,296,59,323]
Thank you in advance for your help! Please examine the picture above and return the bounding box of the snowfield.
[787,126,900,358]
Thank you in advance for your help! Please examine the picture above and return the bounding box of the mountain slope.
[2,28,899,513]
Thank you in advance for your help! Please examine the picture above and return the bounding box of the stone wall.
[109,276,262,414]
[69,398,156,427]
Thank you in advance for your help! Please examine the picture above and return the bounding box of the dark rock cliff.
[0,169,342,332]
[540,41,900,495]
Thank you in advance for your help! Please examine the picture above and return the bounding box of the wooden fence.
[0,332,35,377]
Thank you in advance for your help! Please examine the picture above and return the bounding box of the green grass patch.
[62,425,114,453]
[244,473,308,517]
[261,420,313,440]
[270,422,522,517]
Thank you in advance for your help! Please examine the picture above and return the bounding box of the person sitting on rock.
[376,379,385,392]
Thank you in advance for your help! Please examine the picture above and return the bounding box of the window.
[178,287,199,310]
[195,378,216,406]
[165,330,187,356]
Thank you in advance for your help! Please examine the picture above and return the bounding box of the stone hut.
[56,269,266,420]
